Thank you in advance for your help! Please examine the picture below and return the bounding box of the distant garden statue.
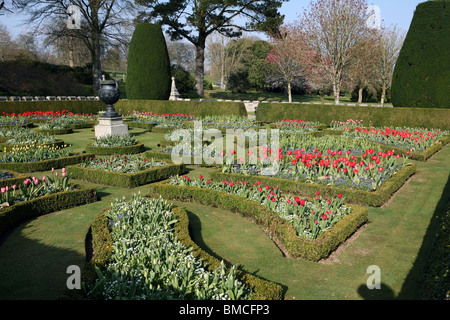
[169,77,180,101]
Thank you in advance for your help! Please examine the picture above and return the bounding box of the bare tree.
[266,24,308,102]
[15,0,136,93]
[299,0,372,104]
[375,24,405,105]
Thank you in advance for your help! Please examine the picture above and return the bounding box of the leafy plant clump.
[87,194,251,300]
[92,134,137,147]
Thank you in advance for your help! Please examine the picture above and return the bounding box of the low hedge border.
[0,139,67,152]
[209,163,417,207]
[84,202,284,300]
[66,162,187,188]
[144,150,221,168]
[0,152,94,173]
[0,170,29,188]
[124,121,155,130]
[34,128,74,135]
[0,185,97,238]
[84,142,146,155]
[147,183,368,263]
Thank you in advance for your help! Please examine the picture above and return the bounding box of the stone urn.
[98,80,121,118]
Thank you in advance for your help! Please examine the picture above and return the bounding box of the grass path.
[0,127,448,300]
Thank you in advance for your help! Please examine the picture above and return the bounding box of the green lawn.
[0,126,448,300]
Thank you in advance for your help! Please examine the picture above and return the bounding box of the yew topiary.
[126,24,171,100]
[391,1,450,108]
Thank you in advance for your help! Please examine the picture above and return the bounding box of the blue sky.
[1,0,426,39]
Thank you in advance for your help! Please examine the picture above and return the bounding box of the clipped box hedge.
[147,183,368,263]
[116,99,247,117]
[209,163,417,207]
[0,170,28,188]
[0,185,97,238]
[84,142,146,155]
[66,162,187,188]
[85,202,284,300]
[256,103,450,131]
[0,152,94,173]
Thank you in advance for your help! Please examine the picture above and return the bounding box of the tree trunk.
[91,31,102,94]
[381,86,386,105]
[333,82,340,104]
[287,81,292,103]
[358,87,363,103]
[195,40,206,97]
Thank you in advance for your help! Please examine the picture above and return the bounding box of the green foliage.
[67,161,187,188]
[126,24,171,100]
[148,182,368,263]
[255,102,450,131]
[210,164,417,207]
[391,1,450,108]
[171,65,199,99]
[0,58,87,96]
[0,185,97,238]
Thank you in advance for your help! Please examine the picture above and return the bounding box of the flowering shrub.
[0,116,29,126]
[169,175,350,240]
[87,194,251,300]
[79,154,166,173]
[0,171,14,180]
[2,110,96,120]
[330,119,365,131]
[342,126,449,153]
[92,134,137,147]
[1,145,71,163]
[0,168,70,208]
[222,146,408,192]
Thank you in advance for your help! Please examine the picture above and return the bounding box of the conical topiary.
[391,0,450,108]
[126,23,171,100]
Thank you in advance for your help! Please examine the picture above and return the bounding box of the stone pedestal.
[95,117,129,138]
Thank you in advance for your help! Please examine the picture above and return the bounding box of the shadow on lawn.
[0,222,87,300]
[357,173,450,300]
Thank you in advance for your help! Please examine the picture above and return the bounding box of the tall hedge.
[126,24,171,100]
[391,1,450,108]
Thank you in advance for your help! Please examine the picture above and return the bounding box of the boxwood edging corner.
[147,183,368,263]
[0,152,95,173]
[0,185,97,238]
[85,142,146,155]
[84,202,284,300]
[209,163,417,207]
[0,170,29,188]
[66,162,187,188]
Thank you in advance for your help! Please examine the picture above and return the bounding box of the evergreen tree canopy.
[126,23,171,100]
[391,0,450,108]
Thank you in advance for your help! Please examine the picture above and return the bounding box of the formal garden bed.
[0,168,97,238]
[148,176,368,262]
[67,154,187,187]
[82,194,283,300]
[0,105,448,301]
[85,134,146,155]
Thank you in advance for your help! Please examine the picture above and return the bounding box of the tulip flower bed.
[0,170,28,188]
[223,146,408,192]
[85,134,146,155]
[342,126,450,160]
[169,175,353,240]
[0,168,97,237]
[126,111,194,131]
[272,119,325,135]
[67,154,187,187]
[86,194,253,300]
[0,116,30,127]
[197,115,261,130]
[148,178,368,261]
[213,145,416,207]
[2,110,97,122]
[1,128,59,148]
